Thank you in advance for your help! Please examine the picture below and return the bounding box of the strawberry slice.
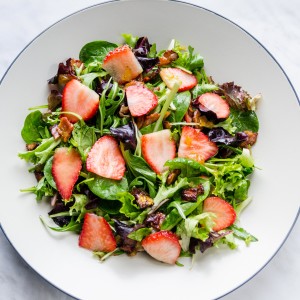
[203,196,236,231]
[125,81,158,117]
[142,231,181,264]
[159,67,197,92]
[102,45,143,84]
[178,126,218,163]
[62,79,99,123]
[52,147,82,200]
[86,136,126,180]
[196,93,230,119]
[79,213,117,252]
[141,129,176,174]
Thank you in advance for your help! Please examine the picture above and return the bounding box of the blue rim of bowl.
[0,0,299,299]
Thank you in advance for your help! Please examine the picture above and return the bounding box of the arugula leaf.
[21,110,46,143]
[44,157,57,190]
[230,224,258,245]
[40,217,82,233]
[230,108,259,133]
[18,137,61,165]
[121,147,156,182]
[21,177,54,201]
[161,180,210,230]
[87,174,128,200]
[79,41,117,65]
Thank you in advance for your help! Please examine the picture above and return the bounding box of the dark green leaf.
[21,110,45,143]
[87,174,128,200]
[168,91,191,123]
[44,157,57,189]
[230,108,259,133]
[79,41,117,64]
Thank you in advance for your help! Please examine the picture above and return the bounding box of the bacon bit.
[131,188,154,209]
[26,143,38,151]
[145,212,166,231]
[58,117,74,142]
[240,131,258,148]
[159,50,179,66]
[181,184,204,202]
[166,169,181,185]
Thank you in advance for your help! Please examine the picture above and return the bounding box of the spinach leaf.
[87,174,128,200]
[21,110,46,143]
[79,41,117,65]
[99,199,122,215]
[230,108,259,133]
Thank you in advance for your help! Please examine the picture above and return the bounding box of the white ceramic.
[0,1,299,299]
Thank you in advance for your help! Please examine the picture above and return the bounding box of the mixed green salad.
[19,34,260,265]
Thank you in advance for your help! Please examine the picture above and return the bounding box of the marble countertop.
[0,0,299,299]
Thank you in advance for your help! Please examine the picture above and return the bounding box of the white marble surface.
[0,0,299,299]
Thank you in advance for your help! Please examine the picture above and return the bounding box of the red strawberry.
[102,45,143,84]
[178,126,218,163]
[79,213,116,252]
[62,79,99,123]
[141,231,181,264]
[141,129,176,174]
[52,147,82,200]
[125,81,158,117]
[159,67,197,92]
[203,196,236,231]
[196,93,230,119]
[86,136,125,180]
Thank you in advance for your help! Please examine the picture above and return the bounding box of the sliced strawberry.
[159,67,197,92]
[125,81,158,117]
[196,93,230,119]
[141,129,176,174]
[79,213,117,252]
[203,196,236,231]
[52,147,82,200]
[178,126,218,163]
[102,45,143,84]
[86,136,125,180]
[141,231,181,264]
[62,79,99,123]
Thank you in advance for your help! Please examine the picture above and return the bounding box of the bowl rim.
[0,1,299,299]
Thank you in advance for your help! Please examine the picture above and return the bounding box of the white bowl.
[0,1,299,299]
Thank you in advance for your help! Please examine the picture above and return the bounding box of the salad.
[19,34,260,265]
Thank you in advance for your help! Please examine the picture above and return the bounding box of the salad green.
[19,34,260,264]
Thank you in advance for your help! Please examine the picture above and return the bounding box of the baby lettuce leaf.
[230,108,259,133]
[87,174,128,200]
[79,41,117,65]
[70,121,96,161]
[165,157,209,177]
[161,181,210,231]
[192,83,219,98]
[118,192,141,220]
[21,110,46,144]
[168,91,191,123]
